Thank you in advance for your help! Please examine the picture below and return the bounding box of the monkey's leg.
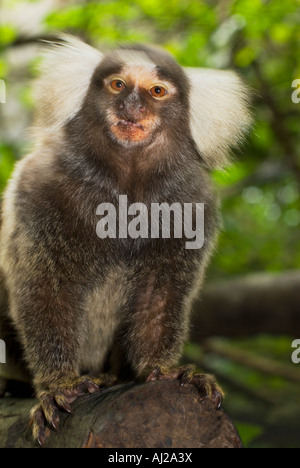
[9,281,101,445]
[124,256,224,409]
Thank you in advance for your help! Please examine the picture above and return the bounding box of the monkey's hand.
[146,365,224,410]
[30,376,100,446]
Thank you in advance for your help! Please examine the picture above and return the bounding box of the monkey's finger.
[73,377,100,396]
[29,405,51,446]
[177,365,197,386]
[212,391,223,410]
[147,365,196,383]
[146,366,162,382]
[54,393,73,413]
[191,373,225,409]
[54,377,101,406]
[36,424,51,447]
[39,394,60,431]
[86,379,101,394]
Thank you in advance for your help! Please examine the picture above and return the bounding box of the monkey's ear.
[33,34,103,131]
[185,68,253,169]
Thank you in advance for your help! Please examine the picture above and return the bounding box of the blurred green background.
[1,0,300,448]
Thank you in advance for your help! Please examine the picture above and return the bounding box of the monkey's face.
[103,66,177,145]
[91,48,190,147]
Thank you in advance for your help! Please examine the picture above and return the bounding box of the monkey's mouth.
[116,120,145,131]
[110,119,151,144]
[108,111,159,144]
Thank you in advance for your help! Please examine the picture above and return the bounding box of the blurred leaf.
[234,46,256,67]
[235,422,264,448]
[0,25,17,48]
[270,23,294,44]
[0,145,16,192]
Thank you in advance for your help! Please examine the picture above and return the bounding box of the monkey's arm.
[0,159,101,444]
[6,266,99,443]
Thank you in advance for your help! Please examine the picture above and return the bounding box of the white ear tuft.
[33,34,103,132]
[185,67,252,169]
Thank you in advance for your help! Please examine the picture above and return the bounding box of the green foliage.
[0,144,17,192]
[0,25,17,49]
[185,336,300,448]
[209,174,300,277]
[1,1,299,277]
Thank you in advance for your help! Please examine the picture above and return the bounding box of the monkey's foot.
[146,365,224,409]
[92,373,118,388]
[30,376,100,446]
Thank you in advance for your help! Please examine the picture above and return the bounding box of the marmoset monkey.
[0,36,251,444]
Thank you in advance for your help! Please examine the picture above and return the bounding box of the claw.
[178,365,196,387]
[30,376,101,444]
[146,366,162,382]
[30,405,51,446]
[54,393,73,413]
[87,380,101,393]
[37,428,49,447]
[77,379,100,395]
[146,365,224,409]
[212,391,223,410]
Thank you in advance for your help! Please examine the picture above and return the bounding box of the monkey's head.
[87,45,190,147]
[34,35,252,168]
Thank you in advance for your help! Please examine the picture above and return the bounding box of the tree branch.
[0,380,242,448]
[191,270,300,340]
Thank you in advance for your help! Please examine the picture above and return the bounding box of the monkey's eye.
[149,85,168,99]
[110,79,126,93]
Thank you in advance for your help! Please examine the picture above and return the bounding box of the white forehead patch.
[115,49,156,70]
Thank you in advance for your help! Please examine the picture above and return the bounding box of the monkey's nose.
[119,101,145,120]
